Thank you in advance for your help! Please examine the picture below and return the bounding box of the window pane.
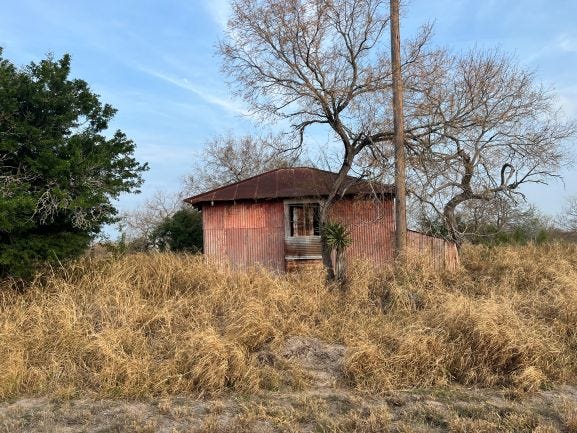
[289,203,320,237]
[313,205,320,236]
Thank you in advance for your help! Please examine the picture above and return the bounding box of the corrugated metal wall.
[284,237,323,258]
[329,197,396,265]
[202,201,285,271]
[407,230,460,271]
[202,198,459,272]
[330,198,459,271]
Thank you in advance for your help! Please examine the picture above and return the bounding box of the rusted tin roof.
[184,167,395,206]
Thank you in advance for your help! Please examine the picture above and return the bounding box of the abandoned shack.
[184,167,458,271]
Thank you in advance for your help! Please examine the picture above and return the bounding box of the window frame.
[284,199,322,239]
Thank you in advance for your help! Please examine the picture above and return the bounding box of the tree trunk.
[334,246,347,290]
[390,0,407,262]
[319,156,354,283]
[320,205,336,283]
[443,201,463,247]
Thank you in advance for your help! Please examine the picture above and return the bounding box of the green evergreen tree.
[0,50,148,277]
[151,209,203,253]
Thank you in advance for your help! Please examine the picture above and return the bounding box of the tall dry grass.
[1,243,577,398]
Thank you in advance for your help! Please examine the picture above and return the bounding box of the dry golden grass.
[1,243,577,399]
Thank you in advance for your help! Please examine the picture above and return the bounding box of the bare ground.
[2,337,577,433]
[2,386,577,433]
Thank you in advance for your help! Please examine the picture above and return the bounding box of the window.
[288,203,320,237]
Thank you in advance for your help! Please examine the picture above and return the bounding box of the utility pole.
[390,0,407,261]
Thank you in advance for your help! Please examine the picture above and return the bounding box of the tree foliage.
[119,194,203,253]
[151,208,203,253]
[322,221,352,288]
[119,190,183,251]
[0,50,147,277]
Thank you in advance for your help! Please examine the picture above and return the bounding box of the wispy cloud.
[136,140,194,164]
[137,66,250,116]
[555,86,577,119]
[473,0,500,21]
[557,34,577,53]
[200,0,231,30]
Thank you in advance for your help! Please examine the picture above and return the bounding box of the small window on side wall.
[289,203,320,237]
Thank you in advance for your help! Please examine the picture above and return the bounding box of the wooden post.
[390,0,407,261]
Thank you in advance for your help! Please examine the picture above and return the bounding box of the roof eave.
[184,189,396,208]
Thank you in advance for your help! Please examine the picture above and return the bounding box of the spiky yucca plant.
[322,222,352,289]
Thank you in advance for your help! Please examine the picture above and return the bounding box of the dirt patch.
[281,336,346,387]
[2,386,577,433]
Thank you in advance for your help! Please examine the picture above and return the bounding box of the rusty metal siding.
[202,201,285,271]
[202,197,459,273]
[329,197,396,266]
[329,198,459,271]
[284,238,322,258]
[407,230,459,271]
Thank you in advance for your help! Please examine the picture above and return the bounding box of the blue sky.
[1,0,576,232]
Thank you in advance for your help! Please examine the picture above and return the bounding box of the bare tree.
[401,49,575,245]
[121,133,301,251]
[221,0,574,263]
[558,196,577,232]
[221,0,431,278]
[183,133,302,194]
[119,190,184,249]
[418,197,550,244]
